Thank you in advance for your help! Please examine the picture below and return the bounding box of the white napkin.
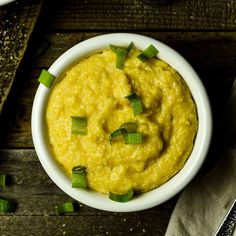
[165,79,236,236]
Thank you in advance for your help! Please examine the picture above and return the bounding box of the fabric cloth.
[165,79,236,236]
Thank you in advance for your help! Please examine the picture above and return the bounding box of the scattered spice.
[0,1,41,113]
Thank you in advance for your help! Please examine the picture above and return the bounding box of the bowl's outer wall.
[31,33,212,212]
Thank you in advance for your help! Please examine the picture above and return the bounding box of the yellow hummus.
[46,48,198,194]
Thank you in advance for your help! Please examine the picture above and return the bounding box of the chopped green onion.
[110,122,139,144]
[115,49,127,69]
[137,44,159,62]
[109,190,134,202]
[0,174,6,188]
[126,42,134,54]
[110,42,133,54]
[0,198,15,213]
[38,69,55,88]
[71,116,87,135]
[109,128,126,144]
[125,93,143,116]
[72,166,88,188]
[119,122,137,133]
[110,44,119,53]
[55,202,75,216]
[124,132,143,144]
[110,42,133,69]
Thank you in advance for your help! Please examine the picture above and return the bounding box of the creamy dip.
[46,48,198,194]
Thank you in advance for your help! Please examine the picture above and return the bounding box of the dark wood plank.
[0,214,169,236]
[0,32,235,149]
[45,0,236,31]
[0,0,43,114]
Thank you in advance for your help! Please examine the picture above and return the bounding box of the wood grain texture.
[0,0,43,114]
[0,215,169,236]
[46,0,236,31]
[0,32,235,149]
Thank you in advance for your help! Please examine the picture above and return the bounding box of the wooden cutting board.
[0,0,43,114]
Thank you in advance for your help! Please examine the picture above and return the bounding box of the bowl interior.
[31,33,212,212]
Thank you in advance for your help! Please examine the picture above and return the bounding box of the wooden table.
[0,0,236,235]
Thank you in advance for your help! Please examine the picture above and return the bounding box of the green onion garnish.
[71,116,87,135]
[110,122,139,144]
[72,166,88,188]
[115,49,127,69]
[124,132,143,144]
[110,42,133,54]
[137,44,159,62]
[119,122,137,133]
[109,190,134,202]
[38,69,55,88]
[0,198,15,213]
[125,93,143,116]
[109,128,126,144]
[110,42,133,69]
[55,202,75,216]
[0,174,6,188]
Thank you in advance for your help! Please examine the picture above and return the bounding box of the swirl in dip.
[46,48,198,195]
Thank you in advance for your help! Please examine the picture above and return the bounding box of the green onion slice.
[124,132,143,144]
[110,42,133,54]
[71,116,87,135]
[125,93,143,116]
[109,190,134,202]
[137,44,159,62]
[55,202,75,216]
[126,42,134,53]
[119,122,137,133]
[109,128,126,144]
[0,198,15,213]
[115,49,127,69]
[0,174,6,188]
[72,166,88,188]
[110,42,133,69]
[38,69,55,88]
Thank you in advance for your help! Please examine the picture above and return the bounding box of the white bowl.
[0,0,15,6]
[31,33,212,212]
